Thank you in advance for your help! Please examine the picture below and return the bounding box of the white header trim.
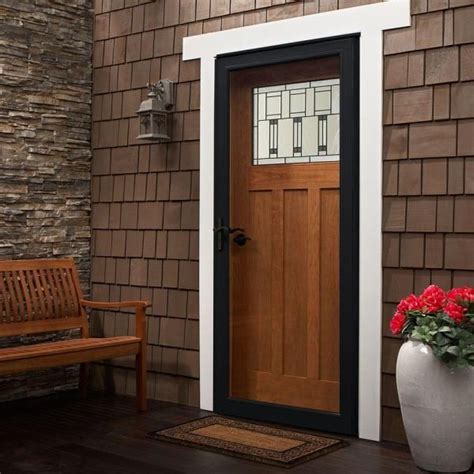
[183,0,410,442]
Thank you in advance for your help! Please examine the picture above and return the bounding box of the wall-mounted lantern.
[136,80,174,142]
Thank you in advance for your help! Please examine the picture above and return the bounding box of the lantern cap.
[137,96,161,114]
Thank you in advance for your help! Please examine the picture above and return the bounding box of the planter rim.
[400,339,473,374]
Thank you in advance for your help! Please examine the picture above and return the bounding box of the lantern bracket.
[147,80,174,111]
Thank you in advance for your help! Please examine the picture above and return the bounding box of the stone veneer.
[0,0,93,400]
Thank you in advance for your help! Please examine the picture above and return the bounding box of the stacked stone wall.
[0,0,93,401]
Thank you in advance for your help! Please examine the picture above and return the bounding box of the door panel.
[283,189,308,378]
[319,189,340,383]
[229,58,341,414]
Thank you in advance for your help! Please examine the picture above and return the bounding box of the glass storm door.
[214,38,359,435]
[230,57,341,414]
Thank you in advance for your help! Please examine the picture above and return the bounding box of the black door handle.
[214,219,248,251]
[213,226,244,235]
[233,233,251,247]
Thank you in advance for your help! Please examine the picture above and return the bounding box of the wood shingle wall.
[382,0,474,443]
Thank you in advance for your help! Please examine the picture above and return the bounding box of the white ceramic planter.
[396,340,474,473]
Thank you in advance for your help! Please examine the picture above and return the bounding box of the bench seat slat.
[0,337,141,375]
[0,336,140,361]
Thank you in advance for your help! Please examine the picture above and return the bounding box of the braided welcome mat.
[148,416,347,468]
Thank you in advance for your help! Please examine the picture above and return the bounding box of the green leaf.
[438,326,452,333]
[436,333,450,346]
[437,345,448,355]
[446,346,460,356]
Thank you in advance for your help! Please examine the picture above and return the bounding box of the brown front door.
[229,57,341,414]
[214,38,358,435]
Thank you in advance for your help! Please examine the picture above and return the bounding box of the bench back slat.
[0,258,87,336]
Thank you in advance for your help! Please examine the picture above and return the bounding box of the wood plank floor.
[0,392,420,474]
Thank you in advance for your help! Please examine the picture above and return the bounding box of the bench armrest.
[80,299,149,341]
[80,299,151,309]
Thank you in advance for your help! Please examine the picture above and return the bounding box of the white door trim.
[183,0,410,441]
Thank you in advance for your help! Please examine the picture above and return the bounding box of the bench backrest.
[0,258,88,337]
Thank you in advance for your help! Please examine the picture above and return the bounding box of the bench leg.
[79,363,89,397]
[136,350,147,411]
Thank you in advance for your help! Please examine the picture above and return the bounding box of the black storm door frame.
[213,36,360,436]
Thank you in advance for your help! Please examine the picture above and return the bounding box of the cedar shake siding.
[382,0,474,443]
[90,0,473,443]
[0,0,93,400]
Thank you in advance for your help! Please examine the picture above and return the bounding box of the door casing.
[214,36,360,436]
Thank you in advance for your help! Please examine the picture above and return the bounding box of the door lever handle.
[214,219,246,251]
[213,226,244,235]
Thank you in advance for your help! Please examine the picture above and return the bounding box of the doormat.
[148,416,347,468]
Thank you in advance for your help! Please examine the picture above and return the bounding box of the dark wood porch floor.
[0,393,419,474]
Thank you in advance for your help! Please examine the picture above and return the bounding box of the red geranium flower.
[396,294,423,315]
[447,286,474,305]
[444,301,466,324]
[420,284,446,313]
[390,311,406,335]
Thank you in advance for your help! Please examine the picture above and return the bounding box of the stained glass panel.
[252,78,340,165]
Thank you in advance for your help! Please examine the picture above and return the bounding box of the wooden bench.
[0,258,149,411]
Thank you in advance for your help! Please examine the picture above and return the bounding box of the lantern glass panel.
[154,113,164,136]
[140,114,150,135]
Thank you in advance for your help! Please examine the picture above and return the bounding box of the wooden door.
[229,57,341,414]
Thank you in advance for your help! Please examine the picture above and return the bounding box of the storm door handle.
[213,218,245,251]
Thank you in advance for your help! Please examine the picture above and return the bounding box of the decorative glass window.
[252,78,340,165]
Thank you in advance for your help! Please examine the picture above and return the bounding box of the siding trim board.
[183,0,411,442]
